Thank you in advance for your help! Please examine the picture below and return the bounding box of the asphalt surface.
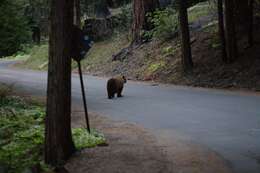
[0,60,260,173]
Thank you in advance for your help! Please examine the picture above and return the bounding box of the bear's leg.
[108,90,114,99]
[117,87,123,97]
[108,93,115,99]
[107,90,111,99]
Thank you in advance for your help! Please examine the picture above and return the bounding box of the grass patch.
[16,44,49,70]
[73,128,105,149]
[0,84,12,98]
[16,32,129,73]
[3,54,30,61]
[0,85,106,173]
[0,95,46,173]
[147,61,166,73]
[161,45,178,57]
[2,44,37,61]
[188,2,211,22]
[75,32,129,71]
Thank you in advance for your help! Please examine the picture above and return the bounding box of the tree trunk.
[234,0,249,23]
[74,0,81,27]
[178,0,193,72]
[45,0,75,166]
[224,0,237,63]
[248,0,254,46]
[32,26,41,45]
[94,0,110,18]
[217,0,227,62]
[132,0,159,43]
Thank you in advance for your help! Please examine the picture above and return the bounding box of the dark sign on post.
[71,26,93,62]
[71,25,93,133]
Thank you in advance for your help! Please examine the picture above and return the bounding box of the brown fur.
[107,75,127,99]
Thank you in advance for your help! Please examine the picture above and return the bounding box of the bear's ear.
[122,75,127,83]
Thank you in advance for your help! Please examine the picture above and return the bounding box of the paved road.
[1,60,260,173]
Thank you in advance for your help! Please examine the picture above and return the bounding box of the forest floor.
[64,104,233,173]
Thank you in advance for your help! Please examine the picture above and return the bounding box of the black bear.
[107,75,127,99]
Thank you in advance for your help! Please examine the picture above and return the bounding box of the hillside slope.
[14,2,260,91]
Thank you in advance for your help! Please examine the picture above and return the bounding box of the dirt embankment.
[65,105,233,173]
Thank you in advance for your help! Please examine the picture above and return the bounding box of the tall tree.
[94,0,110,18]
[25,0,49,39]
[224,0,237,63]
[217,0,227,62]
[132,0,159,43]
[248,0,254,46]
[74,0,81,27]
[45,0,75,166]
[234,0,249,23]
[178,0,193,72]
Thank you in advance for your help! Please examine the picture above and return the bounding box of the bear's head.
[122,75,127,83]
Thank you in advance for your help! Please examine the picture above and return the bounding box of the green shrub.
[0,96,45,173]
[0,95,106,173]
[72,128,106,149]
[0,84,12,99]
[0,0,31,57]
[145,8,178,40]
[120,4,133,29]
[112,3,133,31]
[147,61,166,73]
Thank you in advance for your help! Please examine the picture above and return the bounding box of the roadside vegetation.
[12,1,260,91]
[13,1,213,73]
[15,44,49,70]
[0,84,106,173]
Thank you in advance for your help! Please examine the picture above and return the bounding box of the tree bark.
[132,0,159,43]
[248,0,254,46]
[45,0,75,166]
[74,0,81,27]
[224,0,237,63]
[234,0,249,23]
[178,0,193,72]
[32,26,41,44]
[217,0,227,62]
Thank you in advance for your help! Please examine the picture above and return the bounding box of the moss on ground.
[16,44,49,70]
[146,61,166,74]
[0,84,106,173]
[188,2,213,22]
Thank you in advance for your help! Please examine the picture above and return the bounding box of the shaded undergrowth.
[0,84,106,173]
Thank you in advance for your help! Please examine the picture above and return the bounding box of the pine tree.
[178,0,193,72]
[224,0,237,63]
[217,0,227,62]
[132,0,159,43]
